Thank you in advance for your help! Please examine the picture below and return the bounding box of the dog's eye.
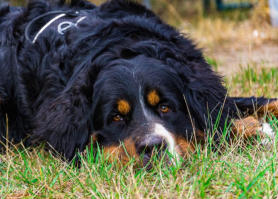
[113,114,124,122]
[159,104,170,113]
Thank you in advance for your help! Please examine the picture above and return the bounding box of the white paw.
[259,122,275,147]
[261,123,275,138]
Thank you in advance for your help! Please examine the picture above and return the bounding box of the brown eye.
[113,114,124,122]
[159,104,170,113]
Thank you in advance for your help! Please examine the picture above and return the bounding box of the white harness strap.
[32,13,66,43]
[29,11,87,44]
[57,16,87,35]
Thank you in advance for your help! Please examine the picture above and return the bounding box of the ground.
[184,16,278,78]
[208,43,278,76]
[1,0,278,198]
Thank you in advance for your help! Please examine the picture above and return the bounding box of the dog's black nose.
[136,135,167,158]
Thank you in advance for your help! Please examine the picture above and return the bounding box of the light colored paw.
[259,122,275,148]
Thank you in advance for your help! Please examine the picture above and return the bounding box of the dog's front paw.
[259,122,276,148]
[232,116,276,147]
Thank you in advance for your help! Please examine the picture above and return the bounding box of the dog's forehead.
[92,56,183,112]
[96,56,180,89]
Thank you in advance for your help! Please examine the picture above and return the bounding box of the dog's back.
[0,0,99,148]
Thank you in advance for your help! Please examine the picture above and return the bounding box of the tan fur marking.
[120,138,139,164]
[232,116,261,138]
[103,138,139,165]
[87,133,99,150]
[117,100,131,115]
[175,136,195,157]
[147,90,160,106]
[91,134,98,143]
[103,145,122,162]
[258,100,278,117]
[195,130,206,144]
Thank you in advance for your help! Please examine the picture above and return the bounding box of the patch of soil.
[205,43,278,76]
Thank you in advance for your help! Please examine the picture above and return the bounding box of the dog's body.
[0,0,277,164]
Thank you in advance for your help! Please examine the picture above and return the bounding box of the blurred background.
[1,0,278,86]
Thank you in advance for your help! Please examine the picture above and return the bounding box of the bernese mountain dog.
[0,0,277,166]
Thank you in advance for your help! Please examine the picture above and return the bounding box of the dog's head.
[21,0,233,164]
[90,55,197,165]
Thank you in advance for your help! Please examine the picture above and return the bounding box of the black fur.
[0,0,275,160]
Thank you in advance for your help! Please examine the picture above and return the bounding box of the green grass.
[206,57,219,71]
[1,130,278,198]
[1,66,278,198]
[228,67,278,97]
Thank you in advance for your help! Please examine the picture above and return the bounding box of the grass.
[2,0,278,198]
[229,67,278,97]
[1,67,278,198]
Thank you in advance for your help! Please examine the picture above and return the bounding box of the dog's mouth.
[139,143,170,169]
[142,154,153,169]
[141,150,177,170]
[89,133,195,168]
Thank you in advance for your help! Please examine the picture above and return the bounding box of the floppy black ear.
[32,71,95,160]
[156,37,232,139]
[175,58,231,135]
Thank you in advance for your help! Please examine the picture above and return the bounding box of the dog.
[0,0,277,166]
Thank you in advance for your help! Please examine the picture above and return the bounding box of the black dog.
[0,0,277,164]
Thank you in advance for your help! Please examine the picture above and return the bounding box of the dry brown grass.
[178,1,278,77]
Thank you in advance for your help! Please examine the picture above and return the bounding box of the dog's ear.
[32,71,95,160]
[177,59,229,132]
[159,40,232,139]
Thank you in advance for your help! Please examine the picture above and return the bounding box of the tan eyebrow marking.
[117,99,131,115]
[147,90,160,106]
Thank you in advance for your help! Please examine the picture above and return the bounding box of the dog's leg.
[0,94,7,148]
[0,85,9,149]
[0,97,29,149]
[231,97,278,144]
[232,116,262,139]
[256,100,278,118]
[0,70,29,149]
[231,96,278,117]
[232,116,275,147]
